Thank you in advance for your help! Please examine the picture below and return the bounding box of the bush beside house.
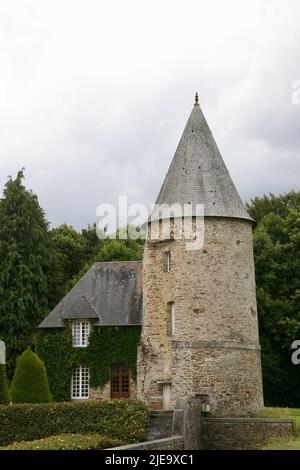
[0,399,149,446]
[10,349,52,403]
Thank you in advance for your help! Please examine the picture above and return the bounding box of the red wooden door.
[111,364,130,398]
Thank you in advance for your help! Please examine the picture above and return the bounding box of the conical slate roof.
[153,96,252,222]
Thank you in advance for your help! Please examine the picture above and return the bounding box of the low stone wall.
[146,411,173,441]
[107,436,184,450]
[202,417,294,450]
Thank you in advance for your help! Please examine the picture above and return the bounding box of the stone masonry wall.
[202,418,294,449]
[146,411,174,440]
[172,345,263,416]
[137,217,264,415]
[90,382,111,400]
[107,412,294,450]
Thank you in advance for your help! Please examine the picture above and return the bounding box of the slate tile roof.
[153,100,252,222]
[38,261,143,328]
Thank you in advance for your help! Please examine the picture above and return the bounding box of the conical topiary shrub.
[0,364,9,404]
[10,349,52,403]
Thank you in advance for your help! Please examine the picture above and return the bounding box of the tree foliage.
[246,191,300,225]
[249,191,300,405]
[49,224,88,304]
[2,169,299,407]
[0,172,144,377]
[0,170,52,376]
[0,365,9,404]
[10,349,52,403]
[65,228,144,291]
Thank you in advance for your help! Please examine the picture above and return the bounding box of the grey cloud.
[0,1,299,230]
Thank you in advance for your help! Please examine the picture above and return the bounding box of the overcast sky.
[0,0,299,229]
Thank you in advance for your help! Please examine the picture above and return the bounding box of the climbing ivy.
[35,325,141,401]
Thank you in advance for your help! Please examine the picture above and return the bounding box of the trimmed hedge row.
[0,399,149,446]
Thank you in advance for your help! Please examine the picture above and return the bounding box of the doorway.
[111,364,130,398]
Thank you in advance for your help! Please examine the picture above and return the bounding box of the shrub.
[10,349,52,403]
[0,433,124,450]
[0,365,9,404]
[0,399,149,446]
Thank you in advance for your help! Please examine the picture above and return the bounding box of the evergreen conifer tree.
[10,349,52,403]
[0,170,52,376]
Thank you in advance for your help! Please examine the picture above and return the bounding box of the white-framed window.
[71,365,89,399]
[72,320,90,347]
[163,251,171,272]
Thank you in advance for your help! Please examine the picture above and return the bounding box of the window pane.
[81,321,90,347]
[71,365,89,399]
[163,252,171,272]
[72,322,81,347]
[81,366,89,398]
[72,321,90,347]
[71,365,81,398]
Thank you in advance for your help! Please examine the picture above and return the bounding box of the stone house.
[38,261,142,400]
[38,95,264,415]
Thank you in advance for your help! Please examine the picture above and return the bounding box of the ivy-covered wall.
[35,325,141,401]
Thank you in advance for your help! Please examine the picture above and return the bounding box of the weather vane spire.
[195,92,199,105]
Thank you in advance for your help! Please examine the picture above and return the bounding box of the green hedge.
[0,399,149,446]
[0,433,124,450]
[35,325,141,401]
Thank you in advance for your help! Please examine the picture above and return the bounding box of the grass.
[0,433,124,450]
[262,435,300,450]
[257,407,300,450]
[256,406,300,432]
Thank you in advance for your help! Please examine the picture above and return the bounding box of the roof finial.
[194,92,199,105]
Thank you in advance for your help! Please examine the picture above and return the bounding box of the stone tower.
[137,95,264,416]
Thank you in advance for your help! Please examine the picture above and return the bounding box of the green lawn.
[257,407,300,450]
